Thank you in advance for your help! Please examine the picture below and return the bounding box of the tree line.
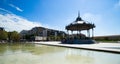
[0,30,20,42]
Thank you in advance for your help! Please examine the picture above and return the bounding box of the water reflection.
[0,43,65,55]
[65,48,94,64]
[64,48,120,64]
[0,43,120,64]
[0,44,8,55]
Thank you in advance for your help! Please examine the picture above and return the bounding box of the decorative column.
[71,31,73,34]
[71,30,73,38]
[92,28,94,39]
[77,30,79,36]
[87,30,90,38]
[67,30,69,38]
[79,30,81,39]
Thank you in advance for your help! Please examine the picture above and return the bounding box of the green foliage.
[8,31,20,41]
[0,30,8,40]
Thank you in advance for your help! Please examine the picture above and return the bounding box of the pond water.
[0,43,120,64]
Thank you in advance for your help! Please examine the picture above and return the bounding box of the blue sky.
[0,0,120,36]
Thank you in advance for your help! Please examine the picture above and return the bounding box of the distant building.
[20,27,66,41]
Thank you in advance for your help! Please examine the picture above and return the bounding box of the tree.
[0,30,8,40]
[8,31,20,42]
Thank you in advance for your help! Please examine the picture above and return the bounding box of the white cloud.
[0,8,61,33]
[0,8,12,14]
[0,13,41,32]
[9,4,23,12]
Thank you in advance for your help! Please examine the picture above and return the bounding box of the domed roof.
[66,12,95,31]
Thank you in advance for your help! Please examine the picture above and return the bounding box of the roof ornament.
[75,11,82,22]
[78,11,80,17]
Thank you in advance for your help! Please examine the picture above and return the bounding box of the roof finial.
[78,11,80,17]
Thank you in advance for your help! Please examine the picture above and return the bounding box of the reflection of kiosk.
[62,12,96,44]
